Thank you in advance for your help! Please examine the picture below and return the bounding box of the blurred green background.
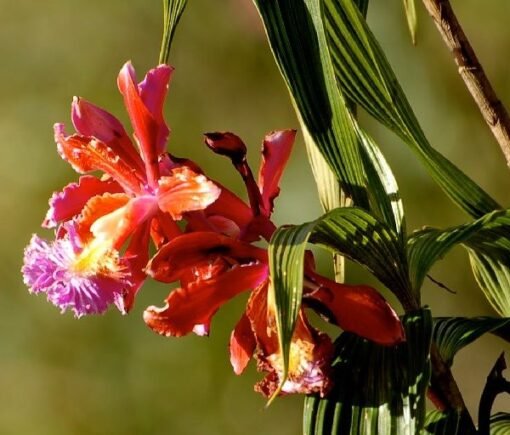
[1,0,509,433]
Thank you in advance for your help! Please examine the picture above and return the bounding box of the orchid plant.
[22,0,510,434]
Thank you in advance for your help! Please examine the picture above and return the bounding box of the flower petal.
[157,167,221,220]
[55,123,142,193]
[72,97,146,176]
[305,273,405,346]
[230,313,256,375]
[143,263,268,337]
[117,62,171,186]
[246,285,333,397]
[258,130,296,217]
[43,175,123,228]
[138,65,173,153]
[147,231,268,283]
[204,132,247,163]
[90,195,158,249]
[121,221,151,313]
[22,234,128,318]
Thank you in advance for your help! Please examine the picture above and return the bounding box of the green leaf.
[159,0,188,64]
[405,209,510,315]
[253,0,369,208]
[402,0,418,44]
[356,123,405,239]
[469,249,510,317]
[268,222,315,399]
[433,317,510,367]
[491,413,510,435]
[407,210,510,292]
[268,207,410,395]
[424,410,463,435]
[323,0,501,218]
[310,207,409,296]
[303,309,432,435]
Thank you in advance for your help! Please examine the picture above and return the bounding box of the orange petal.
[55,123,142,194]
[230,313,256,375]
[157,167,221,220]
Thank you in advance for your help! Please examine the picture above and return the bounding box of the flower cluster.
[22,63,404,397]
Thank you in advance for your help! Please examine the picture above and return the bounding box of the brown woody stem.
[421,0,510,167]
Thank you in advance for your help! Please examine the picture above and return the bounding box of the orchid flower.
[22,62,220,317]
[143,132,404,397]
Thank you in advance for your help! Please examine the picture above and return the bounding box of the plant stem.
[429,344,477,433]
[421,0,510,167]
[478,353,510,435]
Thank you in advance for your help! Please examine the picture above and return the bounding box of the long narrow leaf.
[323,0,500,219]
[402,0,418,44]
[491,413,510,435]
[269,207,410,394]
[303,309,432,435]
[159,0,188,64]
[433,317,510,367]
[268,222,315,398]
[407,210,510,291]
[253,0,369,208]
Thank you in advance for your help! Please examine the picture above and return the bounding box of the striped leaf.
[253,0,369,208]
[303,309,432,435]
[323,0,500,219]
[491,413,510,435]
[433,317,510,367]
[407,209,510,292]
[268,207,409,395]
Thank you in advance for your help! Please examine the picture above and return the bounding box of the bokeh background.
[1,0,509,433]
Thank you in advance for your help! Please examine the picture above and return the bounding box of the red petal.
[305,273,405,346]
[143,263,268,337]
[117,62,170,187]
[204,184,253,231]
[43,175,123,228]
[72,97,146,176]
[258,130,296,217]
[157,167,221,220]
[138,65,173,153]
[147,231,268,283]
[230,313,256,375]
[55,123,142,194]
[150,211,181,248]
[122,221,151,313]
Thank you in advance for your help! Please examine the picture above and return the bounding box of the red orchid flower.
[143,131,404,397]
[22,62,220,317]
[144,230,404,397]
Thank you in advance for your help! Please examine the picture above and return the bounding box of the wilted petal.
[230,313,256,375]
[157,167,221,220]
[147,231,267,283]
[55,123,142,194]
[204,132,247,163]
[43,176,123,228]
[305,273,405,346]
[258,130,296,217]
[72,97,146,176]
[246,285,333,397]
[144,263,268,337]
